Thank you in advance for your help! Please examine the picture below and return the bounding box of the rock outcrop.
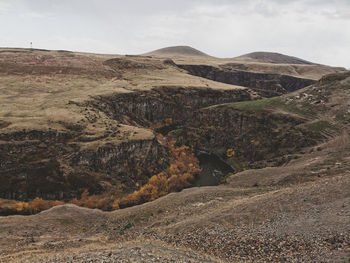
[178,64,316,97]
[90,86,252,126]
[178,105,320,170]
[0,130,167,200]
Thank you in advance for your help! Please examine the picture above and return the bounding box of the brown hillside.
[234,51,316,65]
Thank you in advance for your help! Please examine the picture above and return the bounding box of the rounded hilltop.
[144,45,211,57]
[234,51,316,65]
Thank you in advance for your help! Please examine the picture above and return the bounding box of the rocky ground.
[22,241,222,263]
[0,167,349,262]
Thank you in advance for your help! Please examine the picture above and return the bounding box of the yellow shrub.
[226,148,235,158]
[116,137,200,209]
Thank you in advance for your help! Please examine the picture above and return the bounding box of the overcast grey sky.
[0,0,349,68]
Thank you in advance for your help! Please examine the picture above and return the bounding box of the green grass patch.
[335,111,350,121]
[299,101,329,115]
[305,120,338,132]
[120,221,134,234]
[127,211,154,224]
[208,97,307,115]
[226,97,280,111]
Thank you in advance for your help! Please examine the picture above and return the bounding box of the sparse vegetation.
[210,97,306,115]
[0,198,64,215]
[223,97,281,111]
[120,222,134,234]
[305,120,338,132]
[70,190,115,211]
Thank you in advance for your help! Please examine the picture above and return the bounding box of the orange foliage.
[117,136,200,208]
[29,197,49,213]
[226,148,235,158]
[70,190,114,211]
[150,118,175,130]
[0,135,201,214]
[0,198,65,215]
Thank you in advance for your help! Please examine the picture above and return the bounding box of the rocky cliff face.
[1,80,330,202]
[0,86,252,201]
[69,139,167,190]
[0,82,332,202]
[90,86,252,126]
[93,86,324,172]
[0,129,167,200]
[178,106,320,170]
[178,64,316,97]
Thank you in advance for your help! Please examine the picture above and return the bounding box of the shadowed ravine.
[195,150,235,186]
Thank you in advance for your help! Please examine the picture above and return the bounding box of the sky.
[0,0,349,68]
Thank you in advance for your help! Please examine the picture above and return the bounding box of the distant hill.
[234,51,316,65]
[145,46,211,57]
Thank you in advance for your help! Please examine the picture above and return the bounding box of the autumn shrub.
[29,197,50,213]
[117,136,200,208]
[0,135,201,214]
[70,190,115,210]
[226,148,235,158]
[0,198,65,215]
[150,118,175,130]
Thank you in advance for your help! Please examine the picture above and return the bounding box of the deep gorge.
[0,78,321,203]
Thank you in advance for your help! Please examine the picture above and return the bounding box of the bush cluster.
[0,135,200,214]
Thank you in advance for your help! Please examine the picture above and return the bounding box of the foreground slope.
[0,71,350,262]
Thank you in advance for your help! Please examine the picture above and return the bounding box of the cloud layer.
[0,0,349,68]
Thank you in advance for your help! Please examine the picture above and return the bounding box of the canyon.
[0,46,349,262]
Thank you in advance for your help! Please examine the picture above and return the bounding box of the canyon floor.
[0,46,349,262]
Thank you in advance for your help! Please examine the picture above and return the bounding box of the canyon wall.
[178,64,316,97]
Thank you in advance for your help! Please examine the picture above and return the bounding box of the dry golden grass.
[0,47,342,140]
[0,48,244,143]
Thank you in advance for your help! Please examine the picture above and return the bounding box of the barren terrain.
[0,46,349,262]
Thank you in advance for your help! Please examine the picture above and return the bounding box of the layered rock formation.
[178,64,316,97]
